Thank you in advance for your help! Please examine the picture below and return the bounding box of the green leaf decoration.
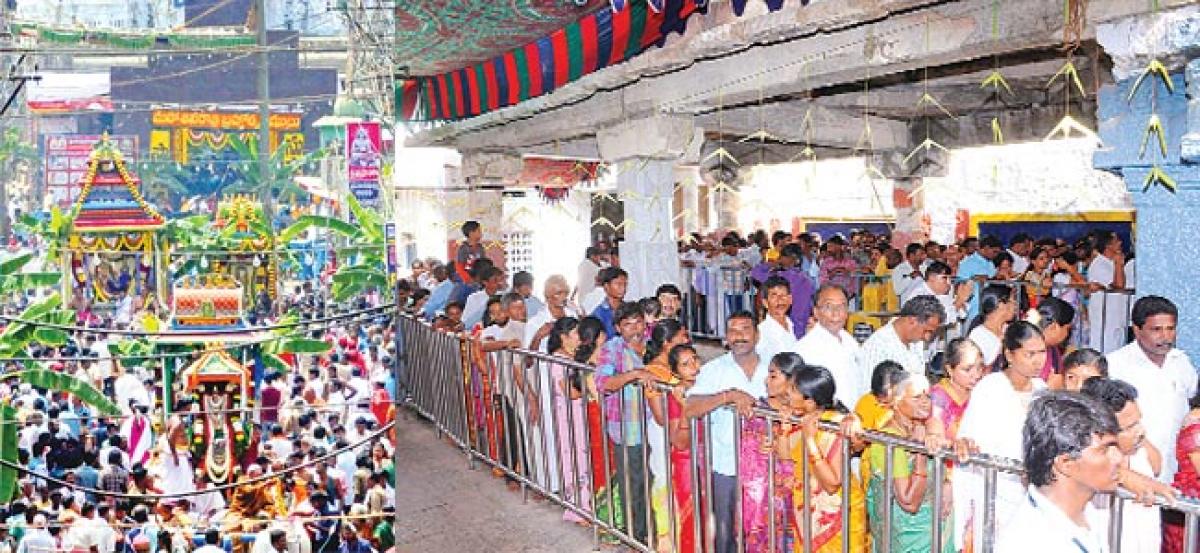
[915,93,955,118]
[1143,165,1177,193]
[1127,58,1175,101]
[12,369,121,416]
[981,70,1014,95]
[991,117,1005,144]
[1048,61,1087,97]
[1139,113,1168,159]
[0,405,16,503]
[903,138,950,167]
[279,338,333,354]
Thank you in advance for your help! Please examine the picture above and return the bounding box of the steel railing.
[397,315,1198,553]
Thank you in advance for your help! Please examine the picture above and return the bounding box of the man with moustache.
[685,312,769,553]
[1107,296,1197,484]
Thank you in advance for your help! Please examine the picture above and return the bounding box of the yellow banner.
[151,109,301,131]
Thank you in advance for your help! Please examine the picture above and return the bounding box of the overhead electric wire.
[0,302,398,335]
[0,419,396,501]
[0,307,396,364]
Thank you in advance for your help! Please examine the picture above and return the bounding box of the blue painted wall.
[1095,65,1200,355]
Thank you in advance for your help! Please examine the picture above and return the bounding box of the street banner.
[346,121,383,210]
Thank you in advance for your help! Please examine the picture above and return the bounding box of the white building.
[15,0,185,30]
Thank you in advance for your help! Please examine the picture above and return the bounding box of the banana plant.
[15,206,74,264]
[259,310,333,373]
[0,252,60,296]
[279,194,388,302]
[226,136,329,225]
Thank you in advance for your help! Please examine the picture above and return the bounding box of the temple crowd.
[403,221,1194,553]
[0,284,399,553]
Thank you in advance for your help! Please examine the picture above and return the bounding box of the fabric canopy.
[401,0,797,122]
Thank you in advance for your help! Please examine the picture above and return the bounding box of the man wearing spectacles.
[795,284,866,408]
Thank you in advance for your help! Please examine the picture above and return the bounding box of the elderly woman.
[865,371,954,553]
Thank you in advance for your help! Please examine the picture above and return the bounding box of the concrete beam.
[409,0,1187,152]
[698,102,908,150]
[596,115,698,162]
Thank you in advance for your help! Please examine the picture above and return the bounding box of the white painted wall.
[736,157,897,232]
[922,138,1132,243]
[501,190,592,298]
[393,146,461,266]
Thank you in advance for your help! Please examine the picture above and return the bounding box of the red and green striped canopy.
[397,0,798,122]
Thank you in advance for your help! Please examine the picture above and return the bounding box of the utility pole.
[255,0,274,224]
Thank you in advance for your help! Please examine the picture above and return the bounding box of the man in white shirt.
[996,392,1120,553]
[1007,233,1033,275]
[861,295,945,376]
[685,312,770,553]
[576,246,606,302]
[461,265,507,329]
[1087,231,1130,353]
[902,261,972,340]
[795,284,864,408]
[756,276,796,361]
[890,243,927,298]
[1080,378,1162,553]
[1107,296,1197,484]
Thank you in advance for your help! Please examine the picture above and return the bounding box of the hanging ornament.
[537,186,571,204]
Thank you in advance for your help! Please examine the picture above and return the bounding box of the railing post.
[1184,512,1198,553]
[882,444,894,552]
[1107,494,1123,553]
[982,466,997,553]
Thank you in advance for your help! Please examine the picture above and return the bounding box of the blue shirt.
[422,280,455,319]
[592,300,617,338]
[956,252,997,322]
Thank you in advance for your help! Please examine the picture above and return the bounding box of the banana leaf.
[0,405,16,503]
[13,369,121,416]
[0,293,61,343]
[261,352,291,373]
[32,327,69,346]
[278,215,360,244]
[280,338,332,354]
[346,194,383,244]
[0,253,32,277]
[0,273,62,291]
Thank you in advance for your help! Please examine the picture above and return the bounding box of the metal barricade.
[681,264,757,340]
[399,317,1198,553]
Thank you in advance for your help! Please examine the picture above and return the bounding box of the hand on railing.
[723,389,757,417]
[1119,467,1177,506]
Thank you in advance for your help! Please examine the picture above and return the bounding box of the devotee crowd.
[0,284,399,553]
[402,220,1193,553]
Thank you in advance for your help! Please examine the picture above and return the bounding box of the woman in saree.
[866,371,954,553]
[929,338,985,442]
[664,344,703,553]
[786,362,867,552]
[739,352,802,552]
[643,319,692,550]
[546,317,593,524]
[1164,386,1200,553]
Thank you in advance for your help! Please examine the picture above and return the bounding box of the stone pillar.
[597,116,698,299]
[1095,6,1200,352]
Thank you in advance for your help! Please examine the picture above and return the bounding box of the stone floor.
[397,340,727,552]
[396,411,601,552]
